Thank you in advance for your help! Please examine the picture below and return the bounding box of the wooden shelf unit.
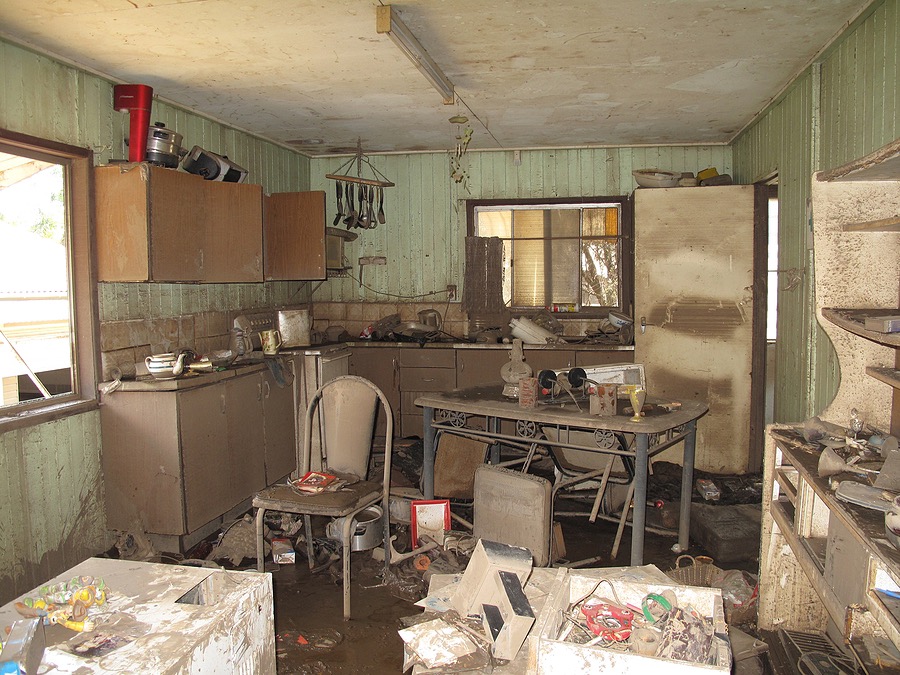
[760,427,900,649]
[821,308,900,348]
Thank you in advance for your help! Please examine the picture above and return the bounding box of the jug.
[230,327,253,356]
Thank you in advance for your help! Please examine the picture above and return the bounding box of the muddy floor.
[266,460,763,674]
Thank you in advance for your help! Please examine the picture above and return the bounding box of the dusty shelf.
[866,366,900,390]
[818,138,900,182]
[821,308,900,347]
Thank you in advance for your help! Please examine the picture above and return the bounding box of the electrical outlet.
[447,284,457,301]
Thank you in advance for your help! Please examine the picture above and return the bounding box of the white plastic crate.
[531,571,731,674]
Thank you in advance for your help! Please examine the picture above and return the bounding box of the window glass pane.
[472,199,627,314]
[584,207,619,236]
[548,237,579,305]
[0,156,73,406]
[512,239,544,306]
[477,210,511,238]
[549,209,579,238]
[581,240,620,307]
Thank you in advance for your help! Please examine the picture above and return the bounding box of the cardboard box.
[271,538,295,564]
[531,571,731,673]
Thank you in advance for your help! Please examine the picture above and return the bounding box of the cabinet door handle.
[263,380,271,398]
[220,393,226,414]
[257,382,262,401]
[423,377,435,383]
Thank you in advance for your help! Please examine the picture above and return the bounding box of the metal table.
[415,385,708,566]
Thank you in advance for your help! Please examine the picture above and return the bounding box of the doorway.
[764,181,779,427]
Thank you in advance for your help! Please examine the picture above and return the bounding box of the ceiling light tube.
[377,5,455,105]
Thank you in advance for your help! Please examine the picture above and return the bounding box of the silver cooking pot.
[146,122,185,168]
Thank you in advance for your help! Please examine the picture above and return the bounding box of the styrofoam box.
[530,572,732,674]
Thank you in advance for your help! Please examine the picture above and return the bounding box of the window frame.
[0,128,99,430]
[466,196,634,318]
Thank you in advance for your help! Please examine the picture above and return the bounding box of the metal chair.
[253,375,393,619]
[541,426,636,561]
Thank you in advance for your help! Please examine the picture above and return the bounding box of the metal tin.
[277,309,312,347]
[145,122,184,168]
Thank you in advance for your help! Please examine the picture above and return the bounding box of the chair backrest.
[302,375,393,480]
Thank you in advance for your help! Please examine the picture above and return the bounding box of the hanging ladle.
[377,186,386,225]
[359,185,370,228]
[344,183,358,229]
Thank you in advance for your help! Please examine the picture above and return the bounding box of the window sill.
[0,398,99,433]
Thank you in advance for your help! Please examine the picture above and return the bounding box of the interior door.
[634,185,766,473]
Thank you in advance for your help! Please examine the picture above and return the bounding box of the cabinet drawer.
[400,367,456,391]
[400,349,456,368]
[575,351,634,367]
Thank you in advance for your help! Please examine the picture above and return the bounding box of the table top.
[415,385,708,434]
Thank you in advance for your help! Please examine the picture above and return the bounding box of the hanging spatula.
[333,182,344,226]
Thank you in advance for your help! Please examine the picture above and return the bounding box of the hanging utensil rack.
[325,139,395,187]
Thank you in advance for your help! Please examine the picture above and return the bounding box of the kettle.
[145,352,188,379]
[417,309,442,330]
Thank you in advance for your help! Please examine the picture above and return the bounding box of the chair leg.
[341,513,356,620]
[611,480,636,559]
[588,462,614,523]
[255,507,266,573]
[304,515,315,571]
[382,500,391,581]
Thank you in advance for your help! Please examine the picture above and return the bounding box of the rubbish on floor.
[207,514,265,566]
[450,540,533,618]
[410,500,451,546]
[399,616,479,669]
[728,625,769,675]
[689,503,761,563]
[695,478,720,501]
[0,618,45,673]
[271,538,295,565]
[473,465,552,566]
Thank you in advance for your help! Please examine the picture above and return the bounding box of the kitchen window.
[467,197,633,315]
[0,130,98,426]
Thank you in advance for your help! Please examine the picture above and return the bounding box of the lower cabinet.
[349,346,400,436]
[100,365,294,540]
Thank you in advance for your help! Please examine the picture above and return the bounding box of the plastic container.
[510,316,558,344]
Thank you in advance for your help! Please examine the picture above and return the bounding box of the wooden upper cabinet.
[263,191,326,281]
[94,163,263,282]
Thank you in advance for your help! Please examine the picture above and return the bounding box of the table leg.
[630,433,650,565]
[423,406,436,499]
[488,416,501,464]
[676,419,697,553]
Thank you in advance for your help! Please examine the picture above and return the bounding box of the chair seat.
[253,480,382,518]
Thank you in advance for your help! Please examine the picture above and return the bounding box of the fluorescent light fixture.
[376,5,455,105]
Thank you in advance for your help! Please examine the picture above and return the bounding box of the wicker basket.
[665,555,758,625]
[665,555,723,586]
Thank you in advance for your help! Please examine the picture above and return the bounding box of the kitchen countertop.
[333,340,634,351]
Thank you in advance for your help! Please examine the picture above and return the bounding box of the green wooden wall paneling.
[309,146,732,303]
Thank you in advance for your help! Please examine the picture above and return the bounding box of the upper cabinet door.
[94,163,264,282]
[198,179,263,282]
[264,191,326,281]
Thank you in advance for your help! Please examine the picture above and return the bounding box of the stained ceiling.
[0,0,873,156]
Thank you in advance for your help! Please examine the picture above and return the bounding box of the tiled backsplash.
[99,287,604,380]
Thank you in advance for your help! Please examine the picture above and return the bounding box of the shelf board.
[867,366,900,390]
[841,216,900,232]
[821,308,900,347]
[818,138,900,182]
[775,467,799,504]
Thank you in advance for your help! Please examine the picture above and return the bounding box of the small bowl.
[607,310,633,329]
[632,169,680,188]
